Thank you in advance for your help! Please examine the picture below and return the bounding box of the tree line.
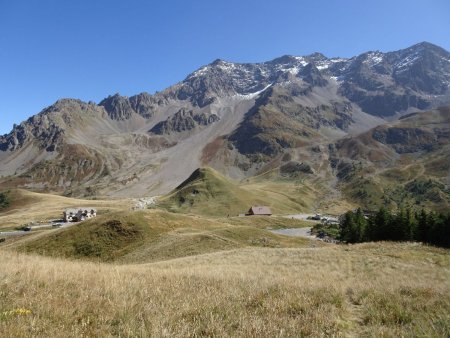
[340,207,450,248]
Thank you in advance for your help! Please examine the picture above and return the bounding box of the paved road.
[284,214,316,221]
[269,227,315,238]
[0,230,29,237]
[0,221,77,237]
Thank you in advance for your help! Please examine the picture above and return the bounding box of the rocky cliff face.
[150,108,220,135]
[98,92,166,120]
[337,42,450,116]
[0,99,105,152]
[167,41,450,115]
[372,127,438,153]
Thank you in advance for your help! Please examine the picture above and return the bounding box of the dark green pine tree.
[404,208,415,241]
[354,208,367,242]
[430,213,450,248]
[443,213,450,248]
[426,212,438,245]
[340,211,355,243]
[368,207,390,241]
[340,209,367,243]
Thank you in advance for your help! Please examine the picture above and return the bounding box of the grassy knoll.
[0,243,449,337]
[12,210,314,263]
[157,167,319,217]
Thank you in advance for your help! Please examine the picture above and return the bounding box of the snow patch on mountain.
[394,52,421,72]
[315,58,348,71]
[233,83,273,100]
[363,52,384,66]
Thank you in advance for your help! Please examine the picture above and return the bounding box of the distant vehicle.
[23,226,32,232]
[311,215,321,221]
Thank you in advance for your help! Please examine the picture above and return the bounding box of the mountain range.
[1,41,449,211]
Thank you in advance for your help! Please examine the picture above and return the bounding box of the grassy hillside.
[1,185,449,336]
[13,210,314,263]
[242,168,355,215]
[334,105,450,212]
[158,167,322,216]
[340,161,450,212]
[0,189,131,230]
[0,243,448,337]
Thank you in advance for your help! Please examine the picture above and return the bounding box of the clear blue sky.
[1,0,449,135]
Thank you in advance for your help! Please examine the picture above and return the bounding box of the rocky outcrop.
[150,108,220,135]
[280,161,314,176]
[298,63,328,87]
[99,92,165,120]
[0,99,111,152]
[372,127,437,153]
[99,94,135,120]
[228,84,354,157]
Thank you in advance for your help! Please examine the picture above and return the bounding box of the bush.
[0,191,10,210]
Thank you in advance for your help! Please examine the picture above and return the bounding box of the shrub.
[0,191,10,210]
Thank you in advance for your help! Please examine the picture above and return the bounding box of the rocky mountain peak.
[139,42,450,112]
[268,55,302,65]
[403,41,449,55]
[306,52,328,62]
[99,93,134,120]
[40,98,98,115]
[211,58,227,65]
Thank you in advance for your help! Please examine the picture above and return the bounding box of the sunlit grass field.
[1,243,449,337]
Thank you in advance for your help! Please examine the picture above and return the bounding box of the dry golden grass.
[0,189,132,229]
[1,189,449,336]
[1,242,449,337]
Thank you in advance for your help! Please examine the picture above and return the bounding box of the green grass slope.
[158,167,265,216]
[14,210,314,263]
[157,167,317,216]
[336,105,450,212]
[17,212,150,261]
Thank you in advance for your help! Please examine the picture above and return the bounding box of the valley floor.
[1,242,449,337]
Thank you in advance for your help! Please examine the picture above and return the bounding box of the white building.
[63,208,97,222]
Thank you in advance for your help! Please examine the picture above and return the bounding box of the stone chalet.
[63,208,97,222]
[246,206,272,216]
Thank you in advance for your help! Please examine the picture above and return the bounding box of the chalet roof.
[249,206,272,215]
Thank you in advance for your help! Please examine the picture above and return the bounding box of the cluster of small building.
[63,208,97,222]
[308,214,339,225]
